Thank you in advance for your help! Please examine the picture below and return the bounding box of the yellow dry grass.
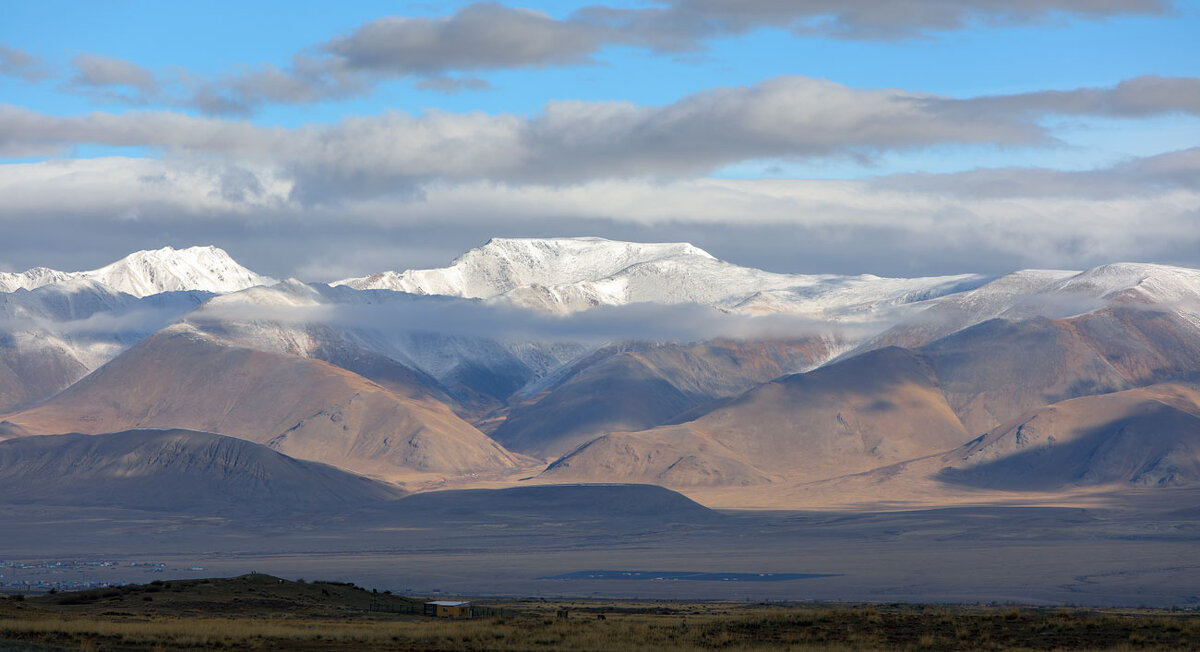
[2,600,1198,651]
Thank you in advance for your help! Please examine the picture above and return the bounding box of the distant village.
[0,559,207,593]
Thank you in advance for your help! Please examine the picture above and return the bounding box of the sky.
[1,0,1198,280]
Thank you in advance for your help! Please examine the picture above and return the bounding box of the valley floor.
[2,488,1197,609]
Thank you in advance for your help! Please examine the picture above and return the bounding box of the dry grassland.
[0,576,1196,651]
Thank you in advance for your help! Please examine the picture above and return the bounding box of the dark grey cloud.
[325,1,1175,73]
[69,54,157,92]
[164,3,595,112]
[0,44,51,82]
[181,56,372,116]
[216,166,267,203]
[65,54,161,105]
[327,4,603,74]
[585,0,1173,44]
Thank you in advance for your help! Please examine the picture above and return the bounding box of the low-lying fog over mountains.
[3,238,1200,510]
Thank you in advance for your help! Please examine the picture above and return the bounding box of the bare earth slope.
[921,309,1200,433]
[0,327,524,480]
[0,285,210,412]
[919,316,1135,434]
[541,303,1200,500]
[0,429,405,513]
[777,381,1200,510]
[940,381,1200,490]
[0,333,88,413]
[542,347,970,487]
[492,339,833,458]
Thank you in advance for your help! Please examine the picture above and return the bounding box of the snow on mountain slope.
[0,246,273,297]
[336,237,714,298]
[856,269,1080,351]
[334,236,988,318]
[0,283,212,411]
[1,280,210,338]
[0,283,211,410]
[725,272,988,322]
[0,267,74,292]
[2,328,526,479]
[855,263,1200,355]
[188,281,588,405]
[85,246,274,297]
[1028,263,1200,310]
[0,246,271,390]
[930,263,1200,325]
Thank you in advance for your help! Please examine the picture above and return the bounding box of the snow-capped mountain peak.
[0,246,274,298]
[0,266,75,293]
[332,236,986,317]
[333,237,717,299]
[1041,262,1200,306]
[85,245,274,297]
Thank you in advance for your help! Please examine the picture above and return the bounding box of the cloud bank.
[4,75,1198,197]
[0,147,1197,280]
[196,290,867,345]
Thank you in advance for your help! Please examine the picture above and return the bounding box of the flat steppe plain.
[2,486,1197,609]
[1,575,1197,651]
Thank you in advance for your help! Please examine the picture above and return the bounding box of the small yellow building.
[425,600,472,619]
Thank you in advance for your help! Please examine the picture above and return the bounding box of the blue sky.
[1,1,1198,277]
[5,2,1195,120]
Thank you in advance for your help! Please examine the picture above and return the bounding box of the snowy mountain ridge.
[4,239,1200,447]
[0,246,274,298]
[332,236,989,317]
[4,241,1198,324]
[334,237,716,299]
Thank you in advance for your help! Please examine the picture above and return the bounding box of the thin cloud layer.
[197,291,869,344]
[183,56,372,116]
[69,54,157,93]
[591,0,1173,44]
[946,76,1200,119]
[873,147,1200,198]
[0,44,51,82]
[66,54,160,106]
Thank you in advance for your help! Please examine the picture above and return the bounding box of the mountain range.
[2,237,1199,510]
[0,246,273,297]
